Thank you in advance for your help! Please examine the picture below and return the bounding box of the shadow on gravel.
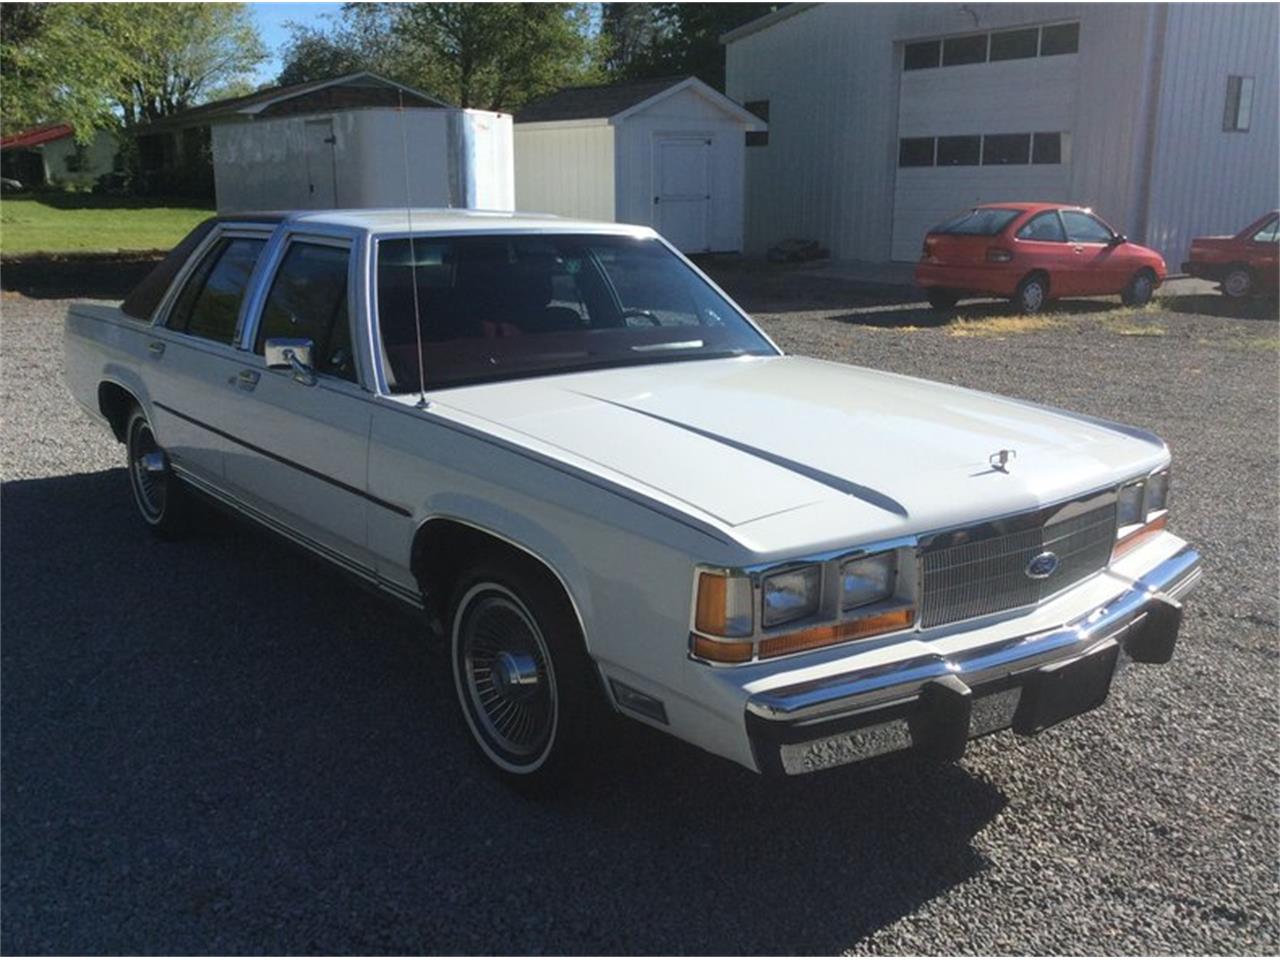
[0,255,160,301]
[1,469,1006,954]
[1156,292,1280,321]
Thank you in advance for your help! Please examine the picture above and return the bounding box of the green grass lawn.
[0,195,212,256]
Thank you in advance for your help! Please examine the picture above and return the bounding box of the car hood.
[426,356,1167,550]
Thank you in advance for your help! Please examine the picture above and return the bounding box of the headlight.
[1117,481,1145,528]
[1145,469,1170,515]
[762,565,821,627]
[840,552,895,609]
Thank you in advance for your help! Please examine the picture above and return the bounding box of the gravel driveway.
[2,279,1277,954]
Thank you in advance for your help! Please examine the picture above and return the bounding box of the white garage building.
[513,76,766,253]
[724,3,1279,264]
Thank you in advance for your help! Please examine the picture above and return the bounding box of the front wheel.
[1012,274,1048,314]
[1221,265,1253,299]
[125,406,192,538]
[449,558,603,787]
[1121,269,1156,307]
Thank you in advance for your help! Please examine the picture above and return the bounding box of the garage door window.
[937,136,980,166]
[1032,132,1063,164]
[989,28,1039,61]
[904,40,941,70]
[1040,23,1080,56]
[983,134,1031,165]
[1223,76,1254,132]
[898,137,935,167]
[942,34,988,66]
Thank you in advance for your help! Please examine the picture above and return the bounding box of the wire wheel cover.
[461,593,556,762]
[130,422,167,519]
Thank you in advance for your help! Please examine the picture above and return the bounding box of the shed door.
[304,119,338,208]
[654,135,711,253]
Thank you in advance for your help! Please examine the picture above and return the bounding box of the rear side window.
[167,236,266,344]
[1017,212,1067,242]
[933,208,1020,236]
[254,242,355,382]
[1061,211,1115,243]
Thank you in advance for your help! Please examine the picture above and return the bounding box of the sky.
[248,2,344,85]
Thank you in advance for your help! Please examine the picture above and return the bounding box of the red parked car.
[915,202,1167,314]
[1182,211,1279,299]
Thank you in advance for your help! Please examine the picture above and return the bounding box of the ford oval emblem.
[1026,551,1060,580]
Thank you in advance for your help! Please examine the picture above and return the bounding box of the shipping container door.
[304,119,338,208]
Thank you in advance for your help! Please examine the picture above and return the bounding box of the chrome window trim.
[689,466,1172,666]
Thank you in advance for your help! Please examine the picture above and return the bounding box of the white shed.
[189,73,514,213]
[514,76,766,253]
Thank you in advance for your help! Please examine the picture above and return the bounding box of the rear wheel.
[1221,265,1253,299]
[1121,269,1156,307]
[1012,274,1048,314]
[925,288,958,310]
[125,406,192,538]
[449,556,604,787]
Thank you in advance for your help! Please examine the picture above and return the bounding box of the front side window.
[933,208,1021,236]
[374,234,776,392]
[254,241,356,382]
[167,236,266,344]
[1061,210,1115,244]
[1017,211,1068,242]
[1251,216,1279,243]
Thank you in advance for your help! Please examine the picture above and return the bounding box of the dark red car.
[1182,211,1279,299]
[915,202,1167,313]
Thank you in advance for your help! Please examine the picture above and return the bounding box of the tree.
[0,3,265,138]
[599,3,776,90]
[277,4,600,111]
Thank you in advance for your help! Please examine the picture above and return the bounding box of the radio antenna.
[398,89,429,409]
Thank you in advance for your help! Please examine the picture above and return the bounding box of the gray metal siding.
[1145,3,1280,265]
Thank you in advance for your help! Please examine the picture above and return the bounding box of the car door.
[1060,210,1126,295]
[1013,211,1076,295]
[221,234,375,572]
[146,229,270,486]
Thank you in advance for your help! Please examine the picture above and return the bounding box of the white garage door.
[890,25,1081,261]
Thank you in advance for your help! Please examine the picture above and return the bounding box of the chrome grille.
[920,503,1116,628]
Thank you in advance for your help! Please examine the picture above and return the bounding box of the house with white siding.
[723,2,1279,265]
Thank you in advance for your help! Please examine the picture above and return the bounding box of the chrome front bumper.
[744,545,1202,775]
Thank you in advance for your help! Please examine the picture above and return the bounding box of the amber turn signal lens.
[690,633,754,664]
[694,572,727,634]
[758,608,915,660]
[1112,514,1168,560]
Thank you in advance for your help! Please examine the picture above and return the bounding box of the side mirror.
[1108,234,1127,246]
[264,337,316,385]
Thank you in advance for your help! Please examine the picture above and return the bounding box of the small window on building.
[989,28,1039,61]
[942,34,988,66]
[1040,22,1080,56]
[1224,76,1254,132]
[1032,132,1063,164]
[936,135,981,166]
[904,40,941,70]
[898,137,936,167]
[983,133,1031,165]
[745,100,769,146]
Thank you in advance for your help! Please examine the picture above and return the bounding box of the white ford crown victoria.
[64,210,1202,783]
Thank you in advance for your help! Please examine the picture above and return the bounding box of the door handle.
[147,341,165,357]
[1072,245,1084,254]
[236,369,260,390]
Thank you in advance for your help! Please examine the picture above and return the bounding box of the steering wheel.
[621,308,661,327]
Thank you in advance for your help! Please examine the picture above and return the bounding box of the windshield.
[931,208,1020,236]
[375,233,776,391]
